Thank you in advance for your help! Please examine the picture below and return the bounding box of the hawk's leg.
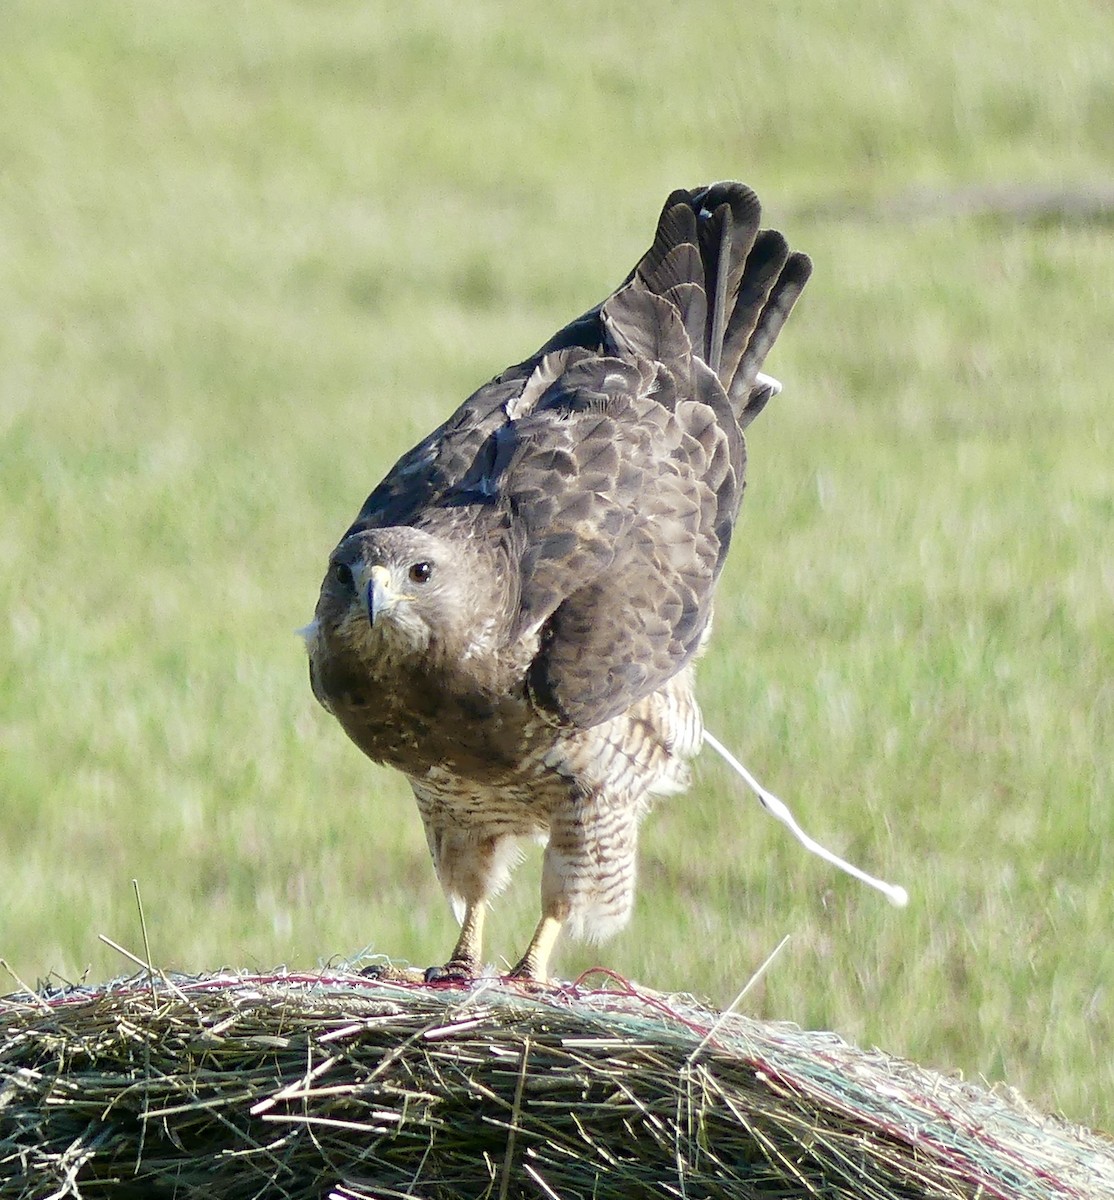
[508,790,640,982]
[508,911,566,982]
[425,899,486,982]
[417,819,522,982]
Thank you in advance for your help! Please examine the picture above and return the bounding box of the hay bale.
[2,969,1111,1199]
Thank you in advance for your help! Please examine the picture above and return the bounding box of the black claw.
[506,965,541,985]
[424,960,475,984]
[358,962,426,984]
[506,953,542,981]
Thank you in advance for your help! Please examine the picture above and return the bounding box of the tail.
[604,183,812,428]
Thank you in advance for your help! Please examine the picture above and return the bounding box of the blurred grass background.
[1,0,1111,1129]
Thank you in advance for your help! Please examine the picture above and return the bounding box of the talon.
[508,913,564,985]
[424,959,476,984]
[360,962,425,983]
[504,963,550,992]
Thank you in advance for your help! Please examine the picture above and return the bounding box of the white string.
[702,729,909,908]
[684,934,792,1064]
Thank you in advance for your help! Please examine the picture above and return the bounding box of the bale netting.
[2,968,1112,1199]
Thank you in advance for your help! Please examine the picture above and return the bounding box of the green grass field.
[2,0,1111,1130]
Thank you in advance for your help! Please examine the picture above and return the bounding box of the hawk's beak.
[366,564,399,626]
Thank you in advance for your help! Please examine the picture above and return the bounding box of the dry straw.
[2,967,1112,1198]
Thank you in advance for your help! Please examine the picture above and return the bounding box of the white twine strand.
[703,729,909,908]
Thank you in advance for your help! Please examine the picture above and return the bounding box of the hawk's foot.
[506,913,563,985]
[359,962,426,984]
[423,957,478,984]
[503,961,552,993]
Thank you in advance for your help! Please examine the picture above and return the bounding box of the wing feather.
[506,363,726,728]
[344,183,810,729]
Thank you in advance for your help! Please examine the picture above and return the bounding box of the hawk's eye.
[330,561,354,592]
[408,561,433,584]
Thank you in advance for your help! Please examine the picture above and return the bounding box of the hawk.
[304,183,811,981]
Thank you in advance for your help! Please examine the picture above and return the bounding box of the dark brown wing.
[505,357,733,727]
[345,184,811,728]
[345,304,610,533]
[343,367,527,533]
[502,187,810,727]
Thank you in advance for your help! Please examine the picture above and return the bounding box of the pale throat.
[365,605,433,659]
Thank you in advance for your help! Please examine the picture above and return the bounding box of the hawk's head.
[309,526,480,666]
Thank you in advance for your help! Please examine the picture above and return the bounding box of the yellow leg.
[450,900,486,967]
[434,900,485,978]
[509,913,565,982]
